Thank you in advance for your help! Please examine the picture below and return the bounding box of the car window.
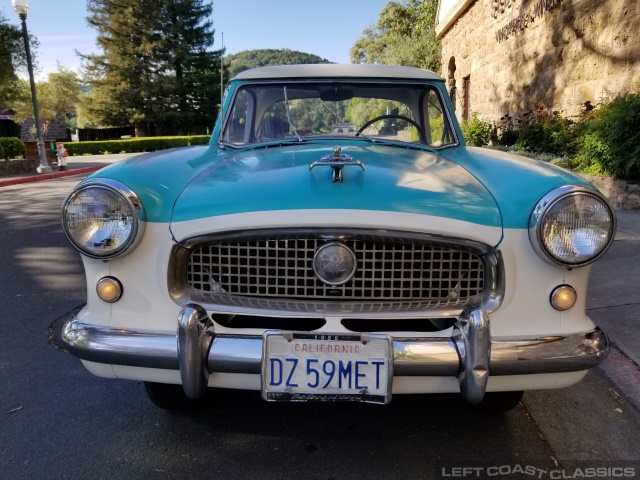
[221,82,456,148]
[424,89,455,146]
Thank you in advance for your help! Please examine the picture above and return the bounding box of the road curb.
[0,166,104,188]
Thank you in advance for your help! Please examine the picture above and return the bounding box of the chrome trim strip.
[392,337,460,376]
[62,319,179,369]
[482,250,504,313]
[176,228,494,254]
[61,315,609,380]
[208,335,263,374]
[489,328,610,375]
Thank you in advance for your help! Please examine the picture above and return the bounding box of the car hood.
[170,143,503,242]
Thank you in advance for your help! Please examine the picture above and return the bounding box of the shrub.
[494,114,519,147]
[65,135,211,156]
[188,135,211,146]
[572,93,640,180]
[460,113,493,147]
[0,142,4,161]
[0,137,27,161]
[497,126,519,146]
[515,108,575,157]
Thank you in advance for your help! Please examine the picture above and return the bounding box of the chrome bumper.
[61,305,610,404]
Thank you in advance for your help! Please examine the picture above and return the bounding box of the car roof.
[232,64,444,82]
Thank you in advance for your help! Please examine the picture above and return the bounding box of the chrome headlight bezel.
[61,178,145,259]
[529,185,616,268]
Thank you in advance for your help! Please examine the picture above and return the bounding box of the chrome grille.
[186,235,485,305]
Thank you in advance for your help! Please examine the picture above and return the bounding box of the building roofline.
[436,0,475,38]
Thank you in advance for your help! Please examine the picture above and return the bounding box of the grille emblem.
[312,242,357,285]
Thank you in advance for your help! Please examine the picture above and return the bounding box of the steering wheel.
[356,115,425,142]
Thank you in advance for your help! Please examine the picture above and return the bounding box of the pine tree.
[157,0,220,135]
[81,0,221,135]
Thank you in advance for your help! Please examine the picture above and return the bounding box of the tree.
[80,0,161,135]
[156,0,220,134]
[10,66,82,138]
[0,11,37,109]
[350,0,441,72]
[226,49,331,77]
[81,0,222,135]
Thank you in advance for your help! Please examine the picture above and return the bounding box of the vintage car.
[60,64,615,412]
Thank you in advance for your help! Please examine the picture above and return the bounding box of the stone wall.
[440,0,640,121]
[577,173,640,210]
[0,159,40,177]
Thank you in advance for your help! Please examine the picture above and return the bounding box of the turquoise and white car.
[60,64,615,412]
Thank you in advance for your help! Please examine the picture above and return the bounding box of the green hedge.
[471,94,640,180]
[571,94,640,180]
[65,135,211,156]
[0,137,27,161]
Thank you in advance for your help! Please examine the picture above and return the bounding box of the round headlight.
[530,186,615,267]
[62,179,144,259]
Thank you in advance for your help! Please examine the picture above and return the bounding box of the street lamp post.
[12,0,51,174]
[220,32,224,107]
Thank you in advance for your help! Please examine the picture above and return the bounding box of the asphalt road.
[1,175,640,480]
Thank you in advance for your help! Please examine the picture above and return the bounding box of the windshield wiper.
[220,138,308,152]
[320,100,375,143]
[283,87,302,142]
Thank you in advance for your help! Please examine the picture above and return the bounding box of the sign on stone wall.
[494,0,562,42]
[438,0,640,121]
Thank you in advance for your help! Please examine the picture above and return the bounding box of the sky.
[1,0,391,79]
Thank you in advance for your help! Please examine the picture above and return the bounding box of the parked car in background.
[60,64,615,412]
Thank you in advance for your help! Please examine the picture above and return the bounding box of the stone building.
[19,115,69,142]
[435,0,640,121]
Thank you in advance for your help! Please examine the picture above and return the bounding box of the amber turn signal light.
[96,276,123,303]
[550,285,577,311]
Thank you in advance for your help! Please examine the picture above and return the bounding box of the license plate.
[261,331,392,404]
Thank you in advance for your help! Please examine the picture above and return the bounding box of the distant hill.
[225,49,332,77]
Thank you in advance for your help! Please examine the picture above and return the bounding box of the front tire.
[144,382,206,411]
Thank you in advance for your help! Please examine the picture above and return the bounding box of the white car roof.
[232,64,443,81]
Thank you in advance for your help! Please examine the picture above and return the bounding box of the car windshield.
[221,82,456,148]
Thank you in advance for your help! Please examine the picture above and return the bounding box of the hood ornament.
[309,146,365,183]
